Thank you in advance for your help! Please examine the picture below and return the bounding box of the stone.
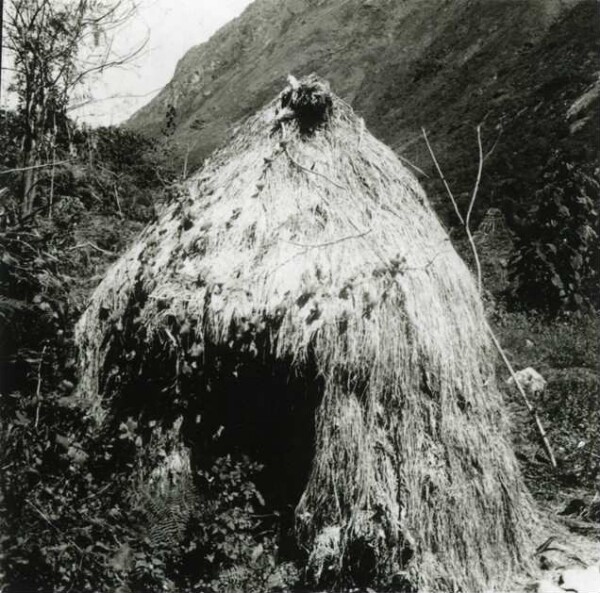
[507,367,547,397]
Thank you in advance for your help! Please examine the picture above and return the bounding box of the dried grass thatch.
[75,75,537,591]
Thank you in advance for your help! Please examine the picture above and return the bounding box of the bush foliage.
[508,156,599,314]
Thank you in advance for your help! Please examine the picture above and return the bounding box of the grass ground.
[492,311,599,593]
[494,311,599,491]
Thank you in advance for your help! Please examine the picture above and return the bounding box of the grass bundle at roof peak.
[76,75,537,591]
[276,74,333,134]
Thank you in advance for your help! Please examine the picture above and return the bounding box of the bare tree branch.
[465,125,484,293]
[421,127,464,225]
[68,241,115,255]
[422,124,558,469]
[0,160,71,175]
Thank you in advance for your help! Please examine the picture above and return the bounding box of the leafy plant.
[177,455,299,593]
[1,386,133,591]
[508,155,599,314]
[0,109,178,592]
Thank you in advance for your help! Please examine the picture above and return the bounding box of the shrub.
[508,155,599,314]
[0,387,136,592]
[175,455,299,593]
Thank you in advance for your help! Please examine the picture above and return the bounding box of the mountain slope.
[128,0,599,221]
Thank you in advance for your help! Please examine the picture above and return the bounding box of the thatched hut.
[76,76,536,591]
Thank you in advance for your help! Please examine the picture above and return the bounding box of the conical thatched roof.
[76,76,536,591]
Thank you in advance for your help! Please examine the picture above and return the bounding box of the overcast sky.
[71,0,254,126]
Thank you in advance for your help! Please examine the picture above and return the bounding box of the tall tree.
[3,0,143,216]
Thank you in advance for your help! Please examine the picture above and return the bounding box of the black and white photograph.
[0,1,598,591]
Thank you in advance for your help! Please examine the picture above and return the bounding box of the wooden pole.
[486,322,557,468]
[422,126,557,469]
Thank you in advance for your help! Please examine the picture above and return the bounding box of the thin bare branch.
[67,86,161,111]
[483,128,503,162]
[465,125,484,293]
[0,160,71,175]
[281,228,372,249]
[34,344,47,428]
[486,323,557,468]
[284,145,347,191]
[25,499,85,555]
[421,127,464,225]
[397,153,430,178]
[466,125,483,230]
[67,241,115,255]
[422,123,557,469]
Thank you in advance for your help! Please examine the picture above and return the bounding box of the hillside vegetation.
[129,0,598,221]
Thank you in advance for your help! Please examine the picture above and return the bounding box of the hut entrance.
[183,348,323,547]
